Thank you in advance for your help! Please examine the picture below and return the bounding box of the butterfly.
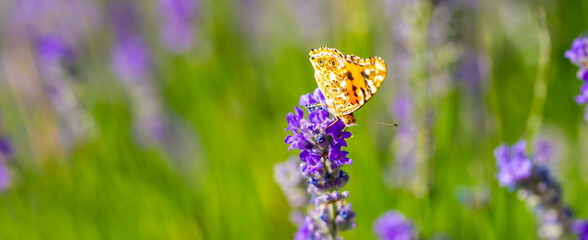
[309,47,387,127]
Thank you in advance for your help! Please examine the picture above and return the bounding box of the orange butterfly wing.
[309,47,387,126]
[338,55,387,115]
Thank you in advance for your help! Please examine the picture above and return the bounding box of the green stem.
[525,6,551,151]
[331,202,337,239]
[408,0,432,197]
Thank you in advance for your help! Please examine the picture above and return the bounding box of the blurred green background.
[0,0,587,239]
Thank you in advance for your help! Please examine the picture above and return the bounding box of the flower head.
[285,88,352,179]
[373,210,417,240]
[494,140,533,187]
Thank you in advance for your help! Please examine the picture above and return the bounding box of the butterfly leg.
[314,117,340,143]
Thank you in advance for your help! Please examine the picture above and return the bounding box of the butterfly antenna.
[355,118,399,127]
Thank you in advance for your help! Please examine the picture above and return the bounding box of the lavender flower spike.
[565,36,588,121]
[373,210,417,240]
[281,88,356,239]
[494,140,575,239]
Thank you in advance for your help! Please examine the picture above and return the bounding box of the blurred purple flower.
[0,163,11,191]
[6,0,101,44]
[534,139,555,166]
[33,34,95,148]
[392,93,413,123]
[575,83,588,104]
[0,114,12,190]
[109,1,152,83]
[565,37,588,71]
[572,219,588,240]
[495,139,576,239]
[373,210,417,240]
[112,37,151,83]
[0,136,13,160]
[4,0,100,149]
[457,51,489,92]
[274,156,309,208]
[35,36,75,66]
[494,140,533,187]
[288,0,329,43]
[385,93,418,190]
[565,36,588,121]
[157,0,197,52]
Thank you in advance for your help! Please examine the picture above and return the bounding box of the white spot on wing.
[368,80,376,93]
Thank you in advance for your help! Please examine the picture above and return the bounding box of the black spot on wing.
[347,72,353,80]
[361,71,369,79]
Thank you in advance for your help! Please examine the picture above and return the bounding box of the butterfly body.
[309,47,387,127]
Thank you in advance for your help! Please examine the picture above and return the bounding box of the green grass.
[0,0,588,239]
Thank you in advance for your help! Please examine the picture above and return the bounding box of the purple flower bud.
[335,203,356,231]
[576,83,588,104]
